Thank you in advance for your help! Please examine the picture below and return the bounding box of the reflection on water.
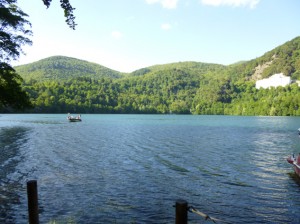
[288,172,300,187]
[248,127,299,223]
[0,114,300,223]
[0,126,30,224]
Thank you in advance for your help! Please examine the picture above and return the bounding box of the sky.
[13,0,300,73]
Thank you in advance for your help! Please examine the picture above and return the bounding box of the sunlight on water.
[1,114,300,223]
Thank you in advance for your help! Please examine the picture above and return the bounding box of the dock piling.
[27,180,39,224]
[175,199,188,224]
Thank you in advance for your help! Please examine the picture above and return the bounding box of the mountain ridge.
[14,36,300,83]
[14,56,123,81]
[9,36,300,116]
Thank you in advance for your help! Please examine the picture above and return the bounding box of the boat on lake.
[67,113,82,122]
[287,153,300,177]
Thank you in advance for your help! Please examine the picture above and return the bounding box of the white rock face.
[255,73,291,89]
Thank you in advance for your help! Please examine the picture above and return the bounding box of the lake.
[1,114,300,223]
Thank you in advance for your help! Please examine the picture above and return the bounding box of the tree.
[0,62,31,110]
[0,0,32,110]
[0,0,76,110]
[42,0,76,30]
[0,0,32,63]
[0,0,76,62]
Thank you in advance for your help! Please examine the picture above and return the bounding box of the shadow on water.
[0,126,30,224]
[155,155,189,173]
[288,172,300,187]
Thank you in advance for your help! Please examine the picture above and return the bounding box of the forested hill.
[9,36,300,116]
[130,61,225,77]
[233,36,300,81]
[14,56,122,81]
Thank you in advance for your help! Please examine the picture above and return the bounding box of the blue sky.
[14,0,300,72]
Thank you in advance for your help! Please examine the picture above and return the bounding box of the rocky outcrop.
[251,54,277,81]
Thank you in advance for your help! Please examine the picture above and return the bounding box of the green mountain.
[130,61,225,77]
[224,36,300,81]
[10,36,300,116]
[15,56,122,81]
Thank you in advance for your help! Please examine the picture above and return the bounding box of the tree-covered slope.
[130,61,225,77]
[6,36,300,116]
[15,56,123,81]
[219,36,300,82]
[186,36,300,116]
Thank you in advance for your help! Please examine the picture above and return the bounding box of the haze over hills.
[9,36,300,116]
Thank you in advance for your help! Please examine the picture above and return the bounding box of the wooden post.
[175,199,188,224]
[27,180,39,224]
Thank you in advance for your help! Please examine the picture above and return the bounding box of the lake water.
[1,114,300,224]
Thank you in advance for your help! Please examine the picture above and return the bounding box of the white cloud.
[146,0,179,9]
[201,0,260,9]
[111,31,123,40]
[161,23,172,30]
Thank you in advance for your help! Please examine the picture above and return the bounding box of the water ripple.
[1,114,300,223]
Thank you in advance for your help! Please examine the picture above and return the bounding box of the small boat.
[67,113,82,122]
[287,154,300,177]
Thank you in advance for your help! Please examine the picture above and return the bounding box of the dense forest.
[3,36,300,115]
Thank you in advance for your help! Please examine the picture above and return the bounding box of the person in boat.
[67,113,77,119]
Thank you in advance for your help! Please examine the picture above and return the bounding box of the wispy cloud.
[146,0,179,9]
[201,0,260,9]
[161,23,172,30]
[111,31,123,40]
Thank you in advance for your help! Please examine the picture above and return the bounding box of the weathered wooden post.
[175,199,188,224]
[27,180,39,224]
